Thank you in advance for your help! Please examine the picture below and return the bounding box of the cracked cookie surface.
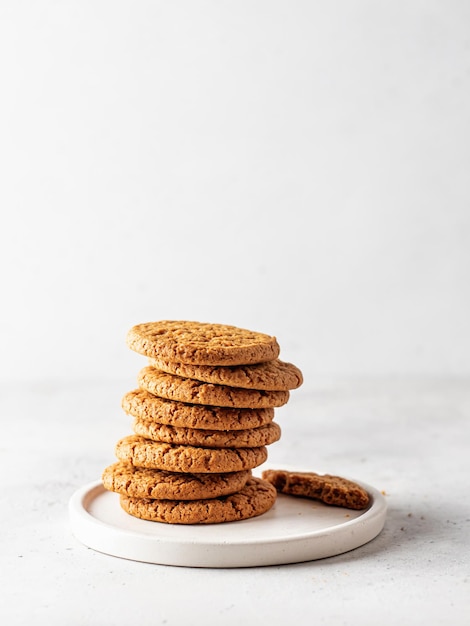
[147,357,303,391]
[122,389,275,430]
[115,435,268,472]
[126,320,280,365]
[119,477,277,524]
[132,416,281,448]
[102,461,251,500]
[138,367,289,409]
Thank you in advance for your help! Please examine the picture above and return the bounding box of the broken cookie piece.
[262,469,370,510]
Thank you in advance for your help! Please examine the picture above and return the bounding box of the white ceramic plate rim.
[69,466,387,567]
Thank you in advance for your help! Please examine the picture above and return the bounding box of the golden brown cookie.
[132,415,281,448]
[138,367,289,409]
[126,320,280,365]
[122,389,275,431]
[115,435,268,473]
[148,357,303,391]
[119,477,277,524]
[102,461,251,500]
[262,469,370,510]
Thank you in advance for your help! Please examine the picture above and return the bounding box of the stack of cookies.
[102,320,303,524]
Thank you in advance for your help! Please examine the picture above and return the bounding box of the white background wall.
[1,1,469,388]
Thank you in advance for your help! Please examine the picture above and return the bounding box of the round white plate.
[69,469,387,568]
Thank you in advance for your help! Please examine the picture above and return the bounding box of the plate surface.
[69,468,387,568]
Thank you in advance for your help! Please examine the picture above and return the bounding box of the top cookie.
[126,321,280,366]
[147,357,303,391]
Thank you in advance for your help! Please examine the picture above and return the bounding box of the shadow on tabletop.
[279,499,459,570]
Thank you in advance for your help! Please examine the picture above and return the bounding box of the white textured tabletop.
[2,0,470,623]
[1,377,469,625]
